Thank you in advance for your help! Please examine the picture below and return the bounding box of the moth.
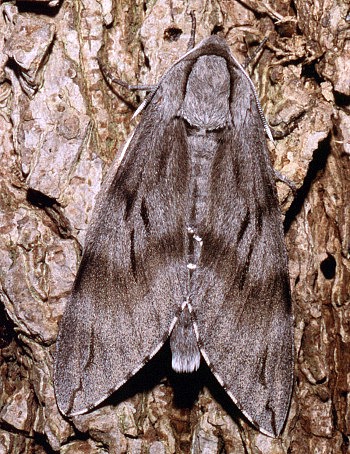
[54,34,293,437]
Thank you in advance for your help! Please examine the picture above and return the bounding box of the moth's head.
[180,54,231,130]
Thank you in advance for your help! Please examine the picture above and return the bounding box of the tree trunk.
[0,0,349,452]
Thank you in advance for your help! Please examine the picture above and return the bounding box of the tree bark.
[0,0,349,452]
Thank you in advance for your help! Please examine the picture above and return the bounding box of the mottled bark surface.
[0,0,349,452]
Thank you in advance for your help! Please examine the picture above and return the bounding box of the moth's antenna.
[242,37,268,69]
[186,11,197,51]
[98,59,156,92]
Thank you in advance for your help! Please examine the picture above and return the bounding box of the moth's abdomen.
[170,304,200,373]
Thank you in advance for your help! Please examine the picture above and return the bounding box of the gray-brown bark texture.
[0,0,348,452]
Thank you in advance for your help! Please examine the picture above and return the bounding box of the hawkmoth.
[54,34,293,437]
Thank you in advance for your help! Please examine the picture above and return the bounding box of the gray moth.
[54,35,294,437]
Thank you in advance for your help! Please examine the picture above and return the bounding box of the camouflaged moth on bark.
[54,35,294,437]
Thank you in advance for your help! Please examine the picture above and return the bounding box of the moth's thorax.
[180,55,231,130]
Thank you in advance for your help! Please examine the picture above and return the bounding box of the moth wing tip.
[257,425,279,438]
[215,377,284,437]
[57,403,89,418]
